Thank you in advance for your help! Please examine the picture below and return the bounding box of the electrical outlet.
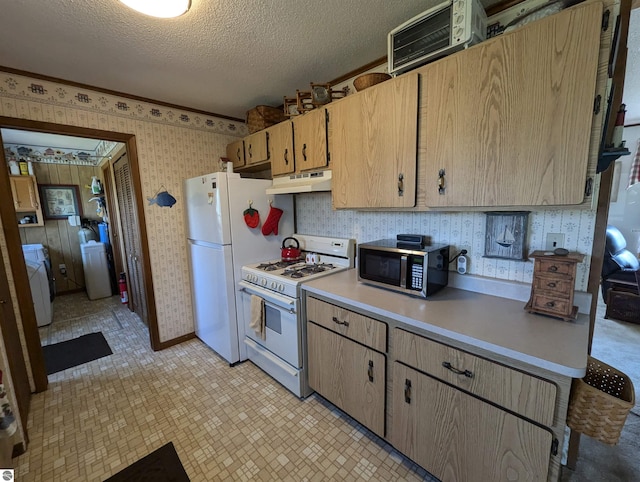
[59,264,67,276]
[545,233,565,250]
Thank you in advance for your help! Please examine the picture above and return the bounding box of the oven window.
[265,304,282,335]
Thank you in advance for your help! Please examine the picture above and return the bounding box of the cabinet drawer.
[306,297,387,352]
[393,328,556,426]
[533,275,573,297]
[535,258,575,276]
[530,294,571,316]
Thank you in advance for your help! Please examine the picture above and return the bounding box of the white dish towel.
[249,295,266,340]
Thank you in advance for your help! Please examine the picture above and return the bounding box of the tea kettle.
[281,237,301,261]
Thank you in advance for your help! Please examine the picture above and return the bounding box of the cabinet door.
[226,139,245,169]
[268,120,295,176]
[10,175,38,212]
[422,1,602,207]
[292,108,328,172]
[244,131,269,166]
[391,362,552,482]
[307,322,385,437]
[330,74,418,208]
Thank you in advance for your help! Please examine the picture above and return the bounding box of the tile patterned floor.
[21,293,436,481]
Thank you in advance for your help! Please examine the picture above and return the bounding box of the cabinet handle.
[438,169,446,195]
[302,143,307,161]
[548,265,558,272]
[547,282,557,288]
[404,379,412,404]
[284,148,289,165]
[368,360,374,382]
[332,316,349,327]
[546,301,556,308]
[236,148,241,161]
[442,361,474,378]
[248,144,253,158]
[397,173,404,197]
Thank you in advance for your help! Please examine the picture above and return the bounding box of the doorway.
[0,117,160,392]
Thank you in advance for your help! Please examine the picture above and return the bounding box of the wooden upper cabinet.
[226,139,245,170]
[268,120,295,177]
[329,73,418,209]
[422,1,603,208]
[10,175,44,227]
[244,131,269,167]
[292,108,328,172]
[10,175,39,212]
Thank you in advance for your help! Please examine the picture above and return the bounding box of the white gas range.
[238,234,355,397]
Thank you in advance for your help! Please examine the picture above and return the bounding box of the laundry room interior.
[5,129,125,343]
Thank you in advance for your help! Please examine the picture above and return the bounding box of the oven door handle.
[239,281,296,313]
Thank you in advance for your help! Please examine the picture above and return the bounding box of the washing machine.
[22,244,54,327]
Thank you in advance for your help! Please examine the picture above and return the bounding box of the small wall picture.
[484,211,529,260]
[39,184,82,220]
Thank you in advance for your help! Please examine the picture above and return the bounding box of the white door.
[184,173,231,245]
[188,241,239,363]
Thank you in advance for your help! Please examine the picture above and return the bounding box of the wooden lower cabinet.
[307,322,385,437]
[391,362,553,482]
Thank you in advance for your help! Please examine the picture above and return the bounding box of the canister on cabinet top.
[8,160,19,175]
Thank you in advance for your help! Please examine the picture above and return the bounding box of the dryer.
[22,244,54,327]
[25,259,52,327]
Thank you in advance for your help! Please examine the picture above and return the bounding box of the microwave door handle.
[400,255,408,288]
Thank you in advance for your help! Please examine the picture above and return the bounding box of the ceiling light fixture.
[119,0,191,18]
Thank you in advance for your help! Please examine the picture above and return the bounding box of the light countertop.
[302,269,589,378]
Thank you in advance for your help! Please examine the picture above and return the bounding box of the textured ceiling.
[0,0,451,120]
[0,1,636,124]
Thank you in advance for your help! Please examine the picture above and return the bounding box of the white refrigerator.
[184,171,294,364]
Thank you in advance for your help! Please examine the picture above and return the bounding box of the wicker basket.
[246,105,286,134]
[353,73,392,92]
[566,356,635,445]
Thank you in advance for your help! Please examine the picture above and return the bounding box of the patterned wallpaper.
[296,193,597,291]
[0,71,245,343]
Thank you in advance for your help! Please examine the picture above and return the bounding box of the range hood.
[266,170,332,195]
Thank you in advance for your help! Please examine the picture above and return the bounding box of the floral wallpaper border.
[0,72,248,138]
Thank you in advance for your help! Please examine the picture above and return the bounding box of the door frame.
[0,116,161,391]
[0,242,32,453]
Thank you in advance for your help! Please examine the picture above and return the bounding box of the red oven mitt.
[261,206,283,236]
[243,206,260,228]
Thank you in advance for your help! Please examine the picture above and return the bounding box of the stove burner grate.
[282,263,335,278]
[256,259,301,271]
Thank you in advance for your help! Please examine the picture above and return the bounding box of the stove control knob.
[261,278,267,286]
[278,284,284,292]
[270,281,276,289]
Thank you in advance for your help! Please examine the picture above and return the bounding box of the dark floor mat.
[104,442,190,482]
[43,332,113,375]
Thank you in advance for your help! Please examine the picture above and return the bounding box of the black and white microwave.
[388,0,487,76]
[358,240,450,298]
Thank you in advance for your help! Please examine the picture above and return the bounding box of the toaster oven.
[388,0,487,76]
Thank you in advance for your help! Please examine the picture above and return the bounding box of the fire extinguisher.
[119,272,129,304]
